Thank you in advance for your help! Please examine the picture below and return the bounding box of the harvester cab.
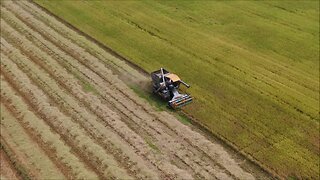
[151,68,193,109]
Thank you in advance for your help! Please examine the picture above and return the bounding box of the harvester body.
[151,68,193,109]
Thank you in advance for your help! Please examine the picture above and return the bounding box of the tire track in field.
[1,21,190,180]
[1,1,255,179]
[0,52,132,180]
[1,5,231,179]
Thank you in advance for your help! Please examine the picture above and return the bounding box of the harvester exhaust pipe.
[160,68,165,83]
[179,80,190,88]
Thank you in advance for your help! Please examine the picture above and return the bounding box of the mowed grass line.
[34,1,319,178]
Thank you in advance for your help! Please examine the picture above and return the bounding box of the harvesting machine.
[151,68,193,109]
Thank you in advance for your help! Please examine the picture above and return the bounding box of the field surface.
[32,0,320,179]
[0,1,269,179]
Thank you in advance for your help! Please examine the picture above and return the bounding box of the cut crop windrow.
[0,136,31,180]
[0,131,38,180]
[0,105,65,179]
[0,53,133,180]
[0,147,22,180]
[1,79,99,180]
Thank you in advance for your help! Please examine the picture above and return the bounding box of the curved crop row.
[1,78,98,180]
[0,104,64,179]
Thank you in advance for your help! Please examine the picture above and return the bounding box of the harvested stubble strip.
[15,0,147,83]
[0,53,132,180]
[0,25,190,179]
[1,4,252,179]
[0,79,98,180]
[1,12,222,180]
[153,111,256,179]
[0,21,160,180]
[0,148,21,180]
[0,104,65,179]
[0,134,33,180]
